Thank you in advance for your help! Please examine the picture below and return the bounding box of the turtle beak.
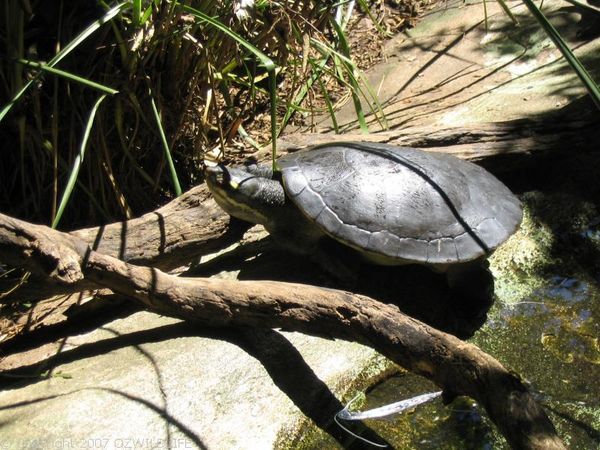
[205,164,235,189]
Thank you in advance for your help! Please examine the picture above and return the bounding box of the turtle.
[205,142,522,291]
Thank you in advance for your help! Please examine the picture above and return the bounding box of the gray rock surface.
[0,311,383,449]
[321,0,599,130]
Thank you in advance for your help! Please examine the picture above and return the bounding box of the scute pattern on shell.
[278,142,522,264]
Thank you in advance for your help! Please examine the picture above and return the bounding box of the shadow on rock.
[0,322,392,450]
[500,149,600,289]
[195,243,495,340]
[225,327,394,449]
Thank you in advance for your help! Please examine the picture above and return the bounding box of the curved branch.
[0,212,565,450]
[2,185,250,301]
[70,184,251,271]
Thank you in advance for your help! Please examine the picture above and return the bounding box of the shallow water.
[288,151,600,449]
[298,270,600,449]
[340,274,600,449]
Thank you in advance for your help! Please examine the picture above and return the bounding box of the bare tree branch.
[70,184,250,271]
[0,211,566,450]
[0,185,250,301]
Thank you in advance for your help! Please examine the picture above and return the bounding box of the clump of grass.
[0,0,391,228]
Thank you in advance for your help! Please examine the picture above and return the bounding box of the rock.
[315,0,600,131]
[0,311,384,449]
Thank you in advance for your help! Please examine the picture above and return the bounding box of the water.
[296,266,600,448]
[330,275,600,449]
[473,276,600,449]
[352,374,502,449]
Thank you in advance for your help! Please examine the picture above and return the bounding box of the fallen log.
[70,184,251,271]
[0,184,250,301]
[0,212,566,450]
[277,102,600,171]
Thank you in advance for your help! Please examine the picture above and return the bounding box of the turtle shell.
[277,142,522,265]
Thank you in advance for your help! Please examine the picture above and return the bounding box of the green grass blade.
[354,70,388,130]
[114,98,158,188]
[309,39,388,130]
[483,0,489,32]
[330,19,368,132]
[150,91,182,196]
[178,3,276,72]
[51,94,107,229]
[495,0,519,25]
[310,39,356,76]
[522,0,600,110]
[355,0,390,36]
[133,0,142,26]
[16,59,119,94]
[560,0,600,13]
[43,141,112,221]
[1,81,32,123]
[335,0,356,30]
[268,69,278,169]
[178,2,279,162]
[141,3,154,24]
[48,2,128,67]
[317,75,340,133]
[0,2,127,123]
[279,57,328,132]
[237,125,261,150]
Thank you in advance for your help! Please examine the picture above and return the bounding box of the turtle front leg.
[268,219,361,286]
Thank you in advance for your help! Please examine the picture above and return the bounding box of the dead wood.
[277,104,600,171]
[0,212,566,450]
[1,184,250,301]
[70,184,250,271]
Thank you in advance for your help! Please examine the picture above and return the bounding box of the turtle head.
[205,164,286,226]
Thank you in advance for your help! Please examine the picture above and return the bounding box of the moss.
[490,201,556,305]
[490,190,600,306]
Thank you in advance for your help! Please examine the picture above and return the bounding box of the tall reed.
[0,0,385,227]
